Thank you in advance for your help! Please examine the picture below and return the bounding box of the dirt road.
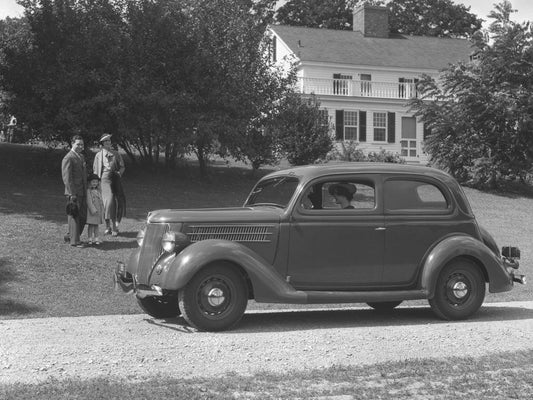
[1,301,532,384]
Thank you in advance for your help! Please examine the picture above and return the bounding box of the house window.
[373,112,387,142]
[333,73,352,95]
[344,111,358,140]
[360,74,371,96]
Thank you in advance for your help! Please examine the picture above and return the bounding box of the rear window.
[384,179,448,212]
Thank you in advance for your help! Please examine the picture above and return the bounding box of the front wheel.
[137,296,180,318]
[178,264,248,332]
[429,259,485,320]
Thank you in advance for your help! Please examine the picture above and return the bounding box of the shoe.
[104,228,112,235]
[64,234,70,243]
[95,240,102,245]
[112,230,118,237]
[88,240,94,246]
[70,243,85,248]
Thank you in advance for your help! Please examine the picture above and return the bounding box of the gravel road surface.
[1,301,532,384]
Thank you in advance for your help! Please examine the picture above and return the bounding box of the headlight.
[162,231,190,253]
[136,228,146,247]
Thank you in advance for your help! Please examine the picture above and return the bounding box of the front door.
[400,116,418,161]
[287,177,384,290]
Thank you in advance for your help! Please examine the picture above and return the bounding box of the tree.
[183,0,294,176]
[274,93,333,165]
[275,0,357,29]
[1,0,126,143]
[409,1,533,188]
[388,0,482,38]
[275,0,482,38]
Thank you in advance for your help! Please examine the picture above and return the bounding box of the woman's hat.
[328,183,357,196]
[99,133,112,142]
[88,173,100,182]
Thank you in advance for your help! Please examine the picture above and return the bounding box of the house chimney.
[353,4,389,38]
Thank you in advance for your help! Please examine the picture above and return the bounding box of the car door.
[382,176,460,287]
[287,175,385,290]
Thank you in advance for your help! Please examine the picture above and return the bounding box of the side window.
[301,181,375,210]
[385,179,448,211]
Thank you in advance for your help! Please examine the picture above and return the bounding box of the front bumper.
[113,261,164,298]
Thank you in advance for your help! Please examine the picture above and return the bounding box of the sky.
[0,0,532,25]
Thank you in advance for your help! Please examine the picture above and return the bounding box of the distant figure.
[86,173,105,246]
[93,134,126,236]
[61,135,87,247]
[328,183,356,209]
[6,115,17,143]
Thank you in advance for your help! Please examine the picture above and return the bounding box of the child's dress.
[87,188,104,225]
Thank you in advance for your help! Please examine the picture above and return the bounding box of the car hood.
[147,207,284,224]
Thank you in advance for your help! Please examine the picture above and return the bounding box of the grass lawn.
[0,142,531,319]
[1,350,532,399]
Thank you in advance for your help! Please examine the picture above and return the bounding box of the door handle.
[375,227,386,231]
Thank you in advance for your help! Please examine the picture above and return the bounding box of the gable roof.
[270,25,474,70]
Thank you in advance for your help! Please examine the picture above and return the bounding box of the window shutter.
[387,112,395,143]
[359,111,367,142]
[423,123,432,139]
[335,110,344,141]
[272,36,277,62]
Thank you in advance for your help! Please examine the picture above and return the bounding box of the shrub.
[324,140,366,162]
[324,142,405,164]
[275,93,333,166]
[366,149,406,164]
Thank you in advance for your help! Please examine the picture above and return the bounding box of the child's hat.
[88,173,100,182]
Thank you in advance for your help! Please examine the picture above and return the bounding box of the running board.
[304,289,428,304]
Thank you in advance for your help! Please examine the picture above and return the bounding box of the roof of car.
[264,163,454,182]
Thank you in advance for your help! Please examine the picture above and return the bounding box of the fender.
[155,239,307,303]
[421,235,513,298]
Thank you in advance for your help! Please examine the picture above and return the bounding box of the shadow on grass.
[0,258,43,316]
[93,240,138,251]
[143,304,533,334]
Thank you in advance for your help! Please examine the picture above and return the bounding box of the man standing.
[61,135,87,247]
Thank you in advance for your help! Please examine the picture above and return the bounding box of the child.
[86,173,105,245]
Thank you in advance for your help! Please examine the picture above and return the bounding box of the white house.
[268,4,474,163]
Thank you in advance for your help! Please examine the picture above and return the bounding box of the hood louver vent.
[188,225,274,243]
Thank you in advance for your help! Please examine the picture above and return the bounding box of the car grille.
[137,223,170,284]
[187,224,274,243]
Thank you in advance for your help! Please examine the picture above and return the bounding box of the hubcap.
[207,288,225,306]
[446,273,471,305]
[452,282,468,298]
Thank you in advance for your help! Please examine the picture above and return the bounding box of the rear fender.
[156,239,306,303]
[421,235,513,298]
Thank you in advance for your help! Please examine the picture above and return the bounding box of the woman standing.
[93,134,126,236]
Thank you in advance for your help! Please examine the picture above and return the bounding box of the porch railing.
[296,77,423,100]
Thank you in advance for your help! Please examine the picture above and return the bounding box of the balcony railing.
[297,77,422,100]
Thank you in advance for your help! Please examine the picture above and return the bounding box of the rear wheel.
[367,301,402,311]
[137,296,180,318]
[178,264,248,332]
[429,259,485,320]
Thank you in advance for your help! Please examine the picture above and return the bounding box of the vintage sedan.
[114,163,525,331]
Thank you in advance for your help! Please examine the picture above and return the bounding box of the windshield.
[245,176,300,208]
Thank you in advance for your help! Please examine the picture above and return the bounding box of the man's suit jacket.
[62,150,87,197]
